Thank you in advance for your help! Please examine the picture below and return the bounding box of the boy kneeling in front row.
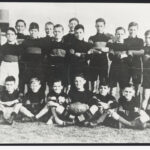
[0,76,35,125]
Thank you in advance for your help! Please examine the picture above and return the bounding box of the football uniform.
[124,37,144,85]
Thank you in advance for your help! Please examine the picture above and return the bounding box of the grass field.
[0,121,150,144]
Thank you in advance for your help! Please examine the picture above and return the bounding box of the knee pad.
[111,111,120,120]
[89,105,99,115]
[56,105,65,115]
[139,110,150,123]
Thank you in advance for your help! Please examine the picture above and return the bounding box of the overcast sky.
[0,2,150,41]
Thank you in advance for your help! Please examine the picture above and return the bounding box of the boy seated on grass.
[88,81,119,127]
[35,79,74,126]
[0,76,34,125]
[110,84,150,129]
[67,74,99,126]
[22,77,46,119]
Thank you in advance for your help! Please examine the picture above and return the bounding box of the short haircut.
[5,76,16,82]
[69,18,79,24]
[30,77,41,84]
[6,27,17,35]
[52,78,63,85]
[145,30,150,37]
[99,80,109,87]
[74,24,84,31]
[96,18,106,25]
[128,22,138,29]
[45,21,54,26]
[74,73,85,80]
[54,24,64,31]
[123,83,135,91]
[15,19,26,27]
[29,22,39,31]
[115,26,126,34]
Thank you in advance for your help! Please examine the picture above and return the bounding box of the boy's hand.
[87,49,93,54]
[128,51,133,56]
[120,53,128,59]
[102,103,109,110]
[69,49,75,54]
[66,98,71,104]
[75,52,81,57]
[58,96,66,105]
[101,47,109,53]
[134,107,139,112]
[98,102,109,110]
[144,54,150,61]
[26,100,31,105]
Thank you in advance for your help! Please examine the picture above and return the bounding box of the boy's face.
[95,22,105,34]
[128,26,138,38]
[115,29,125,42]
[6,30,17,43]
[54,27,64,40]
[69,20,78,32]
[29,29,39,39]
[99,85,110,96]
[74,77,86,90]
[145,34,150,46]
[5,81,16,94]
[75,28,84,40]
[122,87,135,101]
[53,81,63,94]
[16,22,26,34]
[30,80,41,93]
[45,24,54,37]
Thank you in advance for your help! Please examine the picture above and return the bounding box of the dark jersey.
[47,91,68,106]
[69,89,94,106]
[69,39,92,66]
[89,33,111,43]
[47,39,69,66]
[0,90,22,102]
[142,46,150,88]
[143,46,150,67]
[124,37,144,67]
[94,94,118,109]
[23,87,45,104]
[0,43,22,62]
[17,33,30,40]
[89,33,112,67]
[21,38,44,64]
[63,33,75,47]
[107,42,129,65]
[118,96,140,112]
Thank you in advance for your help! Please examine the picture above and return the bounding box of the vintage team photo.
[0,2,150,144]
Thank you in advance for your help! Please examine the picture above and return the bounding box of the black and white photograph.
[0,2,150,144]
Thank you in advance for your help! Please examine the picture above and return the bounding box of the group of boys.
[0,17,150,130]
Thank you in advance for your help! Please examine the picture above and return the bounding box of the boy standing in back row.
[63,18,79,46]
[46,24,69,91]
[88,18,113,93]
[124,22,144,96]
[68,24,92,88]
[142,30,150,114]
